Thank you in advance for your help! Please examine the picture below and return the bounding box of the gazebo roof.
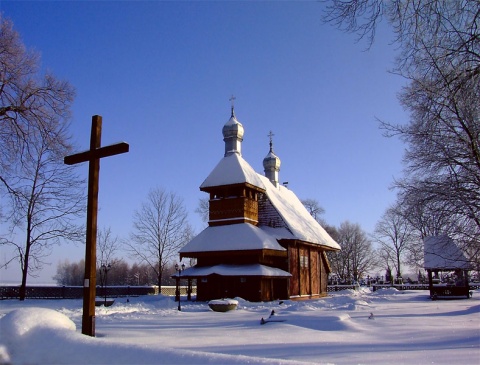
[424,235,471,270]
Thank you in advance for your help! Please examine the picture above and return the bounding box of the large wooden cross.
[65,115,129,337]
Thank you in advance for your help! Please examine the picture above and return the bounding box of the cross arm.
[64,142,129,165]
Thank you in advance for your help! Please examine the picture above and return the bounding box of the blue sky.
[1,1,407,283]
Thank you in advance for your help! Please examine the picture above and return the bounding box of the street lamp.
[175,263,185,311]
[101,263,111,306]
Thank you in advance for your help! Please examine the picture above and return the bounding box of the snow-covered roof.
[424,236,471,270]
[258,175,340,250]
[200,153,265,190]
[180,223,286,254]
[179,264,292,278]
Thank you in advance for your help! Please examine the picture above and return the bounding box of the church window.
[300,255,309,268]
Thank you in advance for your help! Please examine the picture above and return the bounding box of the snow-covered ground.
[0,287,479,364]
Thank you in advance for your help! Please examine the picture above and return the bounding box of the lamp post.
[101,263,111,306]
[175,263,185,311]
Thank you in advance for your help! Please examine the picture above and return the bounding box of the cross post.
[64,115,129,337]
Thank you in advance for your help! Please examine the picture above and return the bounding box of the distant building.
[177,106,340,301]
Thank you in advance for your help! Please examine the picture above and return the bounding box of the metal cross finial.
[268,130,274,152]
[229,95,236,117]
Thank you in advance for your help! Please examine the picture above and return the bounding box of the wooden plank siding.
[310,248,319,296]
[195,274,288,302]
[300,246,310,295]
[287,242,330,299]
[288,245,299,296]
[209,196,259,225]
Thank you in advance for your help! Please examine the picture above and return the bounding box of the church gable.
[257,174,340,251]
[258,191,288,229]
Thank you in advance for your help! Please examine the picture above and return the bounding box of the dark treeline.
[53,259,178,287]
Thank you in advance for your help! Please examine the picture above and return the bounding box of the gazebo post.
[464,269,470,298]
[187,279,192,301]
[427,269,433,297]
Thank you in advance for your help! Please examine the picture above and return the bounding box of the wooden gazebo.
[424,236,472,300]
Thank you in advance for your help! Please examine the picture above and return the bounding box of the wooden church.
[178,106,340,302]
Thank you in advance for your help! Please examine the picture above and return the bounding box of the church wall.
[320,252,329,294]
[207,184,261,226]
[287,242,330,298]
[209,197,259,225]
[288,245,300,296]
[299,246,311,295]
[197,275,223,301]
[310,249,319,295]
[195,245,330,301]
[196,275,264,302]
[261,254,289,271]
[273,278,289,300]
[260,278,289,301]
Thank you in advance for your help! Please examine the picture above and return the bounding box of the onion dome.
[222,106,244,156]
[263,131,281,187]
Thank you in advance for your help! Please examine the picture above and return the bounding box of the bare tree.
[96,226,121,267]
[328,221,377,282]
[324,0,480,264]
[0,15,82,300]
[301,198,326,224]
[373,204,416,279]
[95,226,122,287]
[2,121,84,299]
[54,258,178,286]
[0,15,75,188]
[53,259,85,286]
[195,197,209,224]
[125,187,193,289]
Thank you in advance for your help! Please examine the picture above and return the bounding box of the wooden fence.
[327,283,479,292]
[2,284,477,300]
[0,285,194,300]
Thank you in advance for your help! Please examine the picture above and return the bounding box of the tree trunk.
[396,253,402,279]
[157,271,162,293]
[19,234,31,301]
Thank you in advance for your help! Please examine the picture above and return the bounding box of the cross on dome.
[229,95,236,117]
[268,130,275,152]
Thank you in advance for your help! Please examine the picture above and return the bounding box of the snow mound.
[372,287,401,295]
[0,307,75,338]
[289,313,358,332]
[341,301,370,311]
